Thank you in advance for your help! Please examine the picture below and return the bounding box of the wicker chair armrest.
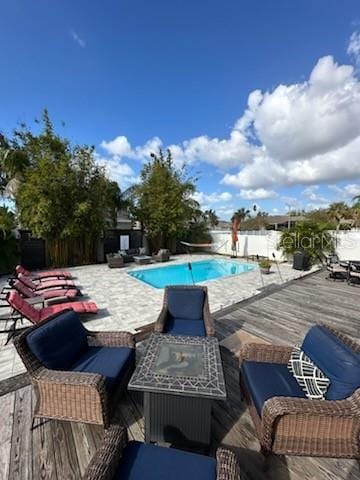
[261,391,360,450]
[216,448,240,480]
[154,307,168,333]
[203,294,215,336]
[87,331,135,348]
[83,425,128,480]
[239,343,293,363]
[36,368,105,389]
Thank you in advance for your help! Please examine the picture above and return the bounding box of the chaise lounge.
[15,264,73,280]
[239,324,360,458]
[154,285,215,337]
[14,310,135,427]
[7,290,98,324]
[11,279,81,302]
[83,425,240,480]
[17,272,76,291]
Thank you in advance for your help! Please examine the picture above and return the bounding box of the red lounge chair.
[18,272,76,291]
[12,279,81,301]
[7,291,98,325]
[15,264,73,280]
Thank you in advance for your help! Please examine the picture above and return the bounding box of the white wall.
[210,230,284,260]
[333,231,360,261]
[210,229,360,262]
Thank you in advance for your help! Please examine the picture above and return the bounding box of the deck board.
[0,270,359,479]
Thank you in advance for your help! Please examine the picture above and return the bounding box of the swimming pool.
[128,259,256,288]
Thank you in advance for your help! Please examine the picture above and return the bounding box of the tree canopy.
[4,110,123,265]
[131,149,199,250]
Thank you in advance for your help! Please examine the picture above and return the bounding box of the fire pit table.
[128,333,226,447]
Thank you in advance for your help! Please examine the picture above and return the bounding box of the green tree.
[131,149,198,251]
[279,221,334,265]
[14,111,123,265]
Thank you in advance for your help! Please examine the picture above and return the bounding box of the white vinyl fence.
[210,229,360,262]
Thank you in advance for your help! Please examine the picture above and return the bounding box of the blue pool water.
[129,259,256,289]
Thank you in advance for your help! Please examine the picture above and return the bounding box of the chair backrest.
[302,325,360,400]
[7,291,41,323]
[165,286,206,320]
[18,272,37,290]
[13,280,36,298]
[16,265,30,276]
[26,310,88,370]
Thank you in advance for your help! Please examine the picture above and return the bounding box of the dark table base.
[144,392,211,447]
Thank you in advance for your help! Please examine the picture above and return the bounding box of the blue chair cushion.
[167,288,205,320]
[242,361,306,416]
[114,441,217,480]
[165,318,206,337]
[26,310,88,370]
[71,346,134,390]
[302,325,360,400]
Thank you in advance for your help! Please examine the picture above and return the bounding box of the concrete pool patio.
[0,254,318,382]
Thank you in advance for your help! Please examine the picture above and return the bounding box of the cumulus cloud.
[238,188,278,200]
[191,191,232,206]
[99,33,360,193]
[96,154,139,190]
[328,183,360,201]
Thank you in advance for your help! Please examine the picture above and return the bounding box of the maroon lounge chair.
[12,279,81,302]
[18,272,76,292]
[15,264,73,280]
[7,291,98,325]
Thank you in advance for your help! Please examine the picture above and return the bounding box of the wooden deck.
[0,270,359,480]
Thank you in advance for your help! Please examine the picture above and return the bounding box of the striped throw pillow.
[288,346,330,400]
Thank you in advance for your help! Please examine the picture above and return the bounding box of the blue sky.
[1,0,360,219]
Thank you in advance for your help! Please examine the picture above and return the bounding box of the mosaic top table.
[128,333,226,447]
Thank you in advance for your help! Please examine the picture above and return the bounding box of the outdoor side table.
[133,255,152,265]
[128,333,226,447]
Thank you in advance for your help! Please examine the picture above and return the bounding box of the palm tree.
[203,209,219,227]
[231,207,251,223]
[327,202,351,232]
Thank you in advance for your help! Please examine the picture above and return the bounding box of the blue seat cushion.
[71,346,134,390]
[242,361,306,416]
[27,310,88,370]
[165,317,206,337]
[302,325,360,400]
[114,441,216,480]
[167,288,205,320]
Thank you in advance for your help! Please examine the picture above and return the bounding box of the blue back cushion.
[27,310,88,370]
[167,288,205,320]
[114,441,216,480]
[302,325,360,400]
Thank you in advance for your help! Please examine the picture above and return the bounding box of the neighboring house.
[265,215,306,230]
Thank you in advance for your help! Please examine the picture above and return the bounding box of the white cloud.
[70,29,86,48]
[191,191,232,206]
[99,33,360,193]
[239,188,278,200]
[96,154,139,190]
[328,183,360,201]
[348,31,360,69]
[302,185,328,204]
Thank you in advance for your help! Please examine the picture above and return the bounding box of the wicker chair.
[14,310,135,428]
[239,324,360,458]
[154,285,215,337]
[106,254,125,268]
[83,424,240,480]
[152,249,170,262]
